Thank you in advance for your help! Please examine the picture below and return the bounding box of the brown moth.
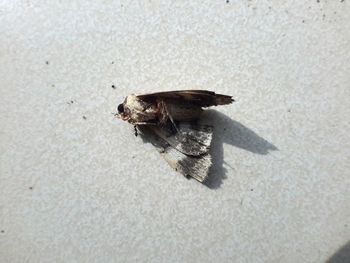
[116,90,234,182]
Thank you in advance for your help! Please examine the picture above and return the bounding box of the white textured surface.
[1,0,350,262]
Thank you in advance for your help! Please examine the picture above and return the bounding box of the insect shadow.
[326,240,350,263]
[201,110,278,189]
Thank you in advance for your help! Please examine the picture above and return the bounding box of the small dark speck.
[82,116,87,120]
[45,61,49,65]
[250,188,254,191]
[317,0,320,3]
[323,14,326,20]
[71,100,74,104]
[29,186,33,190]
[340,0,344,2]
[345,224,348,227]
[111,61,114,64]
[226,0,229,3]
[51,84,55,87]
[302,20,305,23]
[132,156,136,159]
[288,109,291,113]
[111,85,116,89]
[1,230,4,233]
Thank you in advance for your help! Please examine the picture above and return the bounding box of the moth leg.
[134,125,138,137]
[133,121,157,125]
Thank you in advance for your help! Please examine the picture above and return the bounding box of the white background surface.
[1,0,350,262]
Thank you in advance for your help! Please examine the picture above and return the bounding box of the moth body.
[118,94,203,125]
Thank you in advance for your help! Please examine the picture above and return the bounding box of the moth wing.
[161,147,211,182]
[137,90,234,107]
[151,122,213,156]
[138,125,212,182]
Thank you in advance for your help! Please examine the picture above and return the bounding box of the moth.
[116,90,234,182]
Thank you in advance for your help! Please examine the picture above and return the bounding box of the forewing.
[151,122,213,156]
[138,125,212,182]
[137,90,233,107]
[161,147,211,182]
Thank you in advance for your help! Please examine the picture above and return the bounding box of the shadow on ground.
[326,241,350,263]
[201,110,278,189]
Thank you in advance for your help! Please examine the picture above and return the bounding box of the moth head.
[115,98,130,121]
[116,94,145,124]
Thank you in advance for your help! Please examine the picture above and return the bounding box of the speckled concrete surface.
[0,1,350,262]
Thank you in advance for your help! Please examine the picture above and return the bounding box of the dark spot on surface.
[111,61,114,64]
[1,230,4,233]
[111,85,116,89]
[46,61,49,65]
[288,109,291,112]
[51,84,55,87]
[317,0,320,3]
[345,224,348,227]
[250,188,254,191]
[82,116,87,120]
[340,0,344,2]
[226,0,229,3]
[302,20,305,23]
[323,14,326,20]
[29,186,33,190]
